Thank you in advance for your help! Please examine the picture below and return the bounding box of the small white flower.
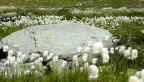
[38,57,43,62]
[130,49,138,60]
[9,56,16,65]
[30,53,37,61]
[47,56,51,60]
[7,55,11,60]
[83,53,88,56]
[74,61,79,67]
[135,71,141,78]
[8,50,14,56]
[89,65,98,80]
[84,47,91,53]
[5,60,10,65]
[102,48,109,55]
[124,49,131,58]
[24,70,30,75]
[13,62,18,66]
[110,47,114,54]
[43,51,48,57]
[118,46,126,54]
[115,46,119,50]
[3,46,9,52]
[92,42,103,54]
[92,58,98,64]
[82,55,88,62]
[53,56,58,62]
[102,54,109,64]
[35,54,40,58]
[43,66,47,70]
[73,55,78,61]
[16,58,22,63]
[49,53,54,59]
[21,54,28,62]
[80,67,84,72]
[17,52,22,58]
[31,65,35,70]
[128,47,132,51]
[88,41,93,47]
[77,46,83,53]
[128,76,140,82]
[61,61,67,68]
[141,69,144,79]
[84,62,89,68]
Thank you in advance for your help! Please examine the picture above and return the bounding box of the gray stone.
[0,42,3,49]
[0,21,112,56]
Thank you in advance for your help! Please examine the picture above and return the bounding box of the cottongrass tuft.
[88,65,98,80]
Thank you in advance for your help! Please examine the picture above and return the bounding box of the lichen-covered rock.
[0,21,112,56]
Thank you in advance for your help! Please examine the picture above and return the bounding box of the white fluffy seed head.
[124,49,131,58]
[16,58,22,64]
[102,48,109,55]
[141,69,144,79]
[53,56,58,62]
[43,51,48,57]
[128,76,140,82]
[82,55,88,62]
[102,54,109,64]
[5,60,10,65]
[84,62,89,68]
[38,57,43,62]
[61,61,67,68]
[17,52,22,58]
[75,62,79,67]
[110,47,114,54]
[7,56,11,60]
[35,54,40,58]
[89,65,98,80]
[92,42,103,54]
[83,53,88,56]
[21,54,28,61]
[77,46,83,53]
[24,70,30,75]
[131,49,138,60]
[128,47,132,51]
[73,55,78,61]
[30,53,36,61]
[88,41,93,47]
[92,58,98,64]
[115,46,119,50]
[49,53,54,58]
[9,56,16,65]
[84,47,91,53]
[118,46,126,54]
[47,53,54,61]
[8,50,14,56]
[3,45,9,52]
[31,65,35,70]
[135,71,141,78]
[35,59,41,64]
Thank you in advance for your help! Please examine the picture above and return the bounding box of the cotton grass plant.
[0,12,144,82]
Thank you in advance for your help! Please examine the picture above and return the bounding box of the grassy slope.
[0,0,143,8]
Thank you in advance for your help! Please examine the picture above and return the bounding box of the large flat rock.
[0,21,112,55]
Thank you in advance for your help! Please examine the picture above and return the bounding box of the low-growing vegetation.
[0,0,144,82]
